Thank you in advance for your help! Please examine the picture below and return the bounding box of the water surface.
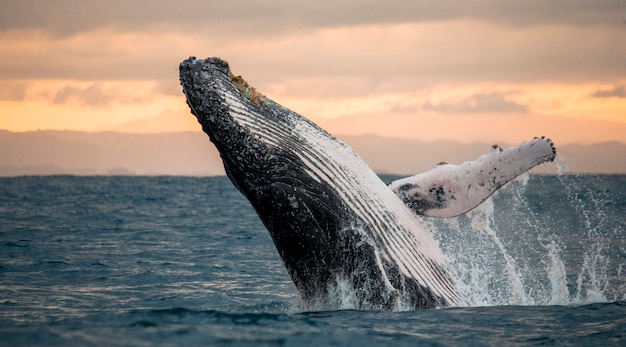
[1,175,624,346]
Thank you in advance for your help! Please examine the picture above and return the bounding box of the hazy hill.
[341,135,626,175]
[0,130,624,176]
[0,130,223,176]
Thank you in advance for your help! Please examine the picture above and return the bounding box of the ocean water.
[0,174,624,346]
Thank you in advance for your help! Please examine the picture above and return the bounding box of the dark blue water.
[1,175,625,346]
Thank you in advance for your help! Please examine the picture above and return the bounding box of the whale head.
[179,57,300,201]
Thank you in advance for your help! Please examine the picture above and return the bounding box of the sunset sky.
[1,1,625,146]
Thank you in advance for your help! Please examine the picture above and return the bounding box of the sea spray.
[556,174,616,303]
[544,240,569,305]
[430,173,624,307]
[427,192,531,307]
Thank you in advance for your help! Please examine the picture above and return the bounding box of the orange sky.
[1,1,625,145]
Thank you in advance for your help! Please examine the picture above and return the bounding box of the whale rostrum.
[179,57,556,310]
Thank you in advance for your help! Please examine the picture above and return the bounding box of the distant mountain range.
[1,130,624,176]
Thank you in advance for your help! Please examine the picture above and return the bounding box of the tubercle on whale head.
[229,73,269,106]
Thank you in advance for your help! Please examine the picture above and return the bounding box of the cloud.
[3,19,624,92]
[0,0,622,37]
[0,81,27,101]
[53,84,111,106]
[423,93,528,114]
[1,0,625,135]
[592,86,626,98]
[0,29,191,81]
[50,82,156,107]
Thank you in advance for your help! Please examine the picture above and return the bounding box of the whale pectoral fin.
[389,137,556,218]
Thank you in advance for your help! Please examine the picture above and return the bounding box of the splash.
[427,172,625,307]
[290,171,623,311]
[545,240,568,305]
[555,173,613,304]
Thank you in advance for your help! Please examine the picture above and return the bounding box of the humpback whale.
[179,57,556,310]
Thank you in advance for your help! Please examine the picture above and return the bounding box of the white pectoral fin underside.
[389,137,556,218]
